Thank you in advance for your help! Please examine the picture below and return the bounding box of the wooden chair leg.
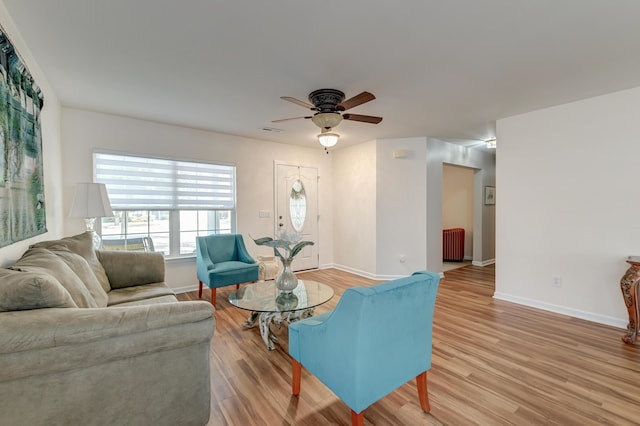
[292,359,301,396]
[416,371,430,413]
[198,281,203,298]
[351,410,364,426]
[211,288,217,307]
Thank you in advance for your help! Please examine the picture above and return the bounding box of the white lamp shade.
[318,132,339,147]
[69,183,113,218]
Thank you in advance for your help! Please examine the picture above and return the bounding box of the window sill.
[165,255,196,264]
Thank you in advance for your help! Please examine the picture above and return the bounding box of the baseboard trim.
[493,292,627,330]
[175,264,437,293]
[173,284,199,294]
[330,264,398,281]
[472,258,495,267]
[174,266,626,330]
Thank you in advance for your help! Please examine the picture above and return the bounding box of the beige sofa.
[0,232,215,426]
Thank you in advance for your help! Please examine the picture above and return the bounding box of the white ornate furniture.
[228,279,333,350]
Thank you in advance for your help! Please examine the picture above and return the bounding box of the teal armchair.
[196,234,259,306]
[288,271,440,426]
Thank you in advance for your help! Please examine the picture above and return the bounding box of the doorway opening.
[442,164,475,271]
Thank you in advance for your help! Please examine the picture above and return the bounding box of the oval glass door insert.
[289,179,307,232]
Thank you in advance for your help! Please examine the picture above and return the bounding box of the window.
[94,152,236,257]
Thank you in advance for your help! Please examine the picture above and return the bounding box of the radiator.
[443,228,465,261]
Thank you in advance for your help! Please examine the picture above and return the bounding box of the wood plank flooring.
[177,266,640,425]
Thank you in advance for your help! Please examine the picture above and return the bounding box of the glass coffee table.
[229,279,334,350]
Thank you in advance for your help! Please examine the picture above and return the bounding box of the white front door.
[275,163,319,271]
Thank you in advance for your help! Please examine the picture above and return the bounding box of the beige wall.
[331,140,377,277]
[375,138,428,277]
[443,164,474,259]
[332,138,429,279]
[0,3,63,266]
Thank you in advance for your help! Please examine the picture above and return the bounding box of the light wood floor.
[178,266,640,425]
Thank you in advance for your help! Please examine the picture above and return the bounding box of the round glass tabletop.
[228,279,334,313]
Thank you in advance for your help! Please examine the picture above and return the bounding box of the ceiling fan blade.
[337,91,375,111]
[342,113,383,124]
[281,96,314,109]
[272,116,312,123]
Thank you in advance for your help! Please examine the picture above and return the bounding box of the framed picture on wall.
[0,26,46,247]
[484,186,496,205]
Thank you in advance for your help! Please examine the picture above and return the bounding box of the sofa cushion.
[48,246,108,308]
[109,295,179,307]
[107,282,176,306]
[0,269,77,312]
[10,248,98,308]
[31,231,111,293]
[97,250,165,290]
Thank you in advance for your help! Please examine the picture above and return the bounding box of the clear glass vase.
[275,257,298,293]
[276,292,299,310]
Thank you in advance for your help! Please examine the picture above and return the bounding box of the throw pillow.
[31,231,111,292]
[0,268,78,312]
[47,245,109,308]
[10,248,98,308]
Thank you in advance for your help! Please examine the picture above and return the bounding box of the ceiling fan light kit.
[318,132,339,148]
[311,112,342,130]
[274,88,382,149]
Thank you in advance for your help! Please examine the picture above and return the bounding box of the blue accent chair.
[288,271,440,426]
[196,234,259,306]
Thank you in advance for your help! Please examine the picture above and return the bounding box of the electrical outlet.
[552,276,562,288]
[398,255,406,263]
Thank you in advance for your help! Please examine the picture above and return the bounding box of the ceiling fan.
[273,88,383,133]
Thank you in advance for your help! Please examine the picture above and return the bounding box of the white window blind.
[94,152,235,210]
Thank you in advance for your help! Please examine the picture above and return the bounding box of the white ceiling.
[4,0,640,151]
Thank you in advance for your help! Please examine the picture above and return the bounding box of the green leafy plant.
[253,230,314,261]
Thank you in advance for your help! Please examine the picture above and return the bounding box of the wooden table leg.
[620,261,640,344]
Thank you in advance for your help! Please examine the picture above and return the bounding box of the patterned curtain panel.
[0,26,46,248]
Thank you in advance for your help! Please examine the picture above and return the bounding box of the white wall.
[376,138,428,277]
[0,3,63,266]
[426,138,496,272]
[331,140,377,277]
[333,136,492,279]
[443,164,474,258]
[61,108,333,291]
[332,138,428,279]
[496,86,640,328]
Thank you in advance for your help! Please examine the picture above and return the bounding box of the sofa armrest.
[97,250,165,289]
[0,301,213,354]
[0,301,214,382]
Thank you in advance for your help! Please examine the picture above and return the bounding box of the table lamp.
[69,182,113,248]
